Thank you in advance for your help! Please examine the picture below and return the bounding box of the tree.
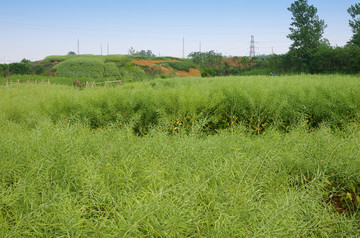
[287,0,327,72]
[188,51,222,66]
[347,3,360,47]
[128,47,136,56]
[128,47,155,57]
[146,50,156,57]
[67,51,76,55]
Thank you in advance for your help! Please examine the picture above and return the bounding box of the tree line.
[188,0,360,75]
[263,0,360,74]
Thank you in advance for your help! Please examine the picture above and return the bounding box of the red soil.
[132,59,200,77]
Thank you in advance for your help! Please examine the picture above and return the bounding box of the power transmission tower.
[249,35,255,58]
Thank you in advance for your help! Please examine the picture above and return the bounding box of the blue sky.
[0,0,358,63]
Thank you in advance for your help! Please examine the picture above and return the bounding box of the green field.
[1,75,360,236]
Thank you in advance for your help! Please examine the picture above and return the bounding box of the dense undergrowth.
[1,75,360,236]
[1,75,359,135]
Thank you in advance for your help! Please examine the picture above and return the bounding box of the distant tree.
[128,47,136,56]
[9,62,33,75]
[188,51,222,66]
[145,50,156,57]
[287,0,327,72]
[138,50,146,56]
[128,47,156,57]
[67,51,76,55]
[21,58,31,64]
[347,3,360,47]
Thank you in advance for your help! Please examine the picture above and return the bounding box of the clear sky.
[0,0,358,63]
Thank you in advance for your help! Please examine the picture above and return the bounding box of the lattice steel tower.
[249,35,255,58]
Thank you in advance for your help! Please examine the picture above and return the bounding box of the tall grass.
[1,75,359,133]
[0,75,120,86]
[1,75,360,236]
[1,119,359,236]
[160,60,197,72]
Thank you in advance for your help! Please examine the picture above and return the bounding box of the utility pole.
[107,43,109,55]
[101,43,103,55]
[77,39,80,55]
[182,37,185,58]
[249,35,255,58]
[199,41,201,52]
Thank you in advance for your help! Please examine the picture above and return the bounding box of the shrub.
[0,64,8,77]
[201,68,216,77]
[132,68,147,81]
[43,55,74,63]
[104,55,128,63]
[104,63,120,77]
[166,61,196,72]
[54,57,105,78]
[8,62,34,75]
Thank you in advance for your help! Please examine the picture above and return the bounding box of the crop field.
[1,75,360,236]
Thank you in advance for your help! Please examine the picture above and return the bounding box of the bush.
[132,68,147,81]
[166,61,196,72]
[54,57,105,78]
[104,55,127,63]
[43,55,74,63]
[104,63,120,77]
[201,68,216,77]
[8,62,34,75]
[0,64,8,77]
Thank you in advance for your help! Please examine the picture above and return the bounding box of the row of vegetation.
[0,55,149,84]
[2,75,359,135]
[1,75,360,236]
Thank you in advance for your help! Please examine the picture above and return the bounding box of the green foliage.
[43,55,74,63]
[1,76,360,236]
[2,75,359,134]
[201,68,216,77]
[104,55,129,66]
[0,64,9,77]
[104,62,120,77]
[163,61,196,72]
[287,0,327,72]
[128,47,156,57]
[188,50,223,67]
[131,67,147,81]
[54,57,105,78]
[347,3,360,47]
[8,62,34,75]
[311,46,360,73]
[42,54,146,80]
